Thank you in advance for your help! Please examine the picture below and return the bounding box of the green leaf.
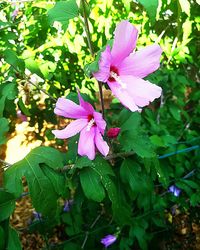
[169,104,181,121]
[4,147,64,216]
[120,159,142,193]
[84,52,101,77]
[80,168,105,202]
[84,40,113,77]
[17,98,31,116]
[48,0,79,27]
[119,112,155,158]
[0,190,15,222]
[120,112,141,131]
[0,226,5,250]
[25,58,44,78]
[64,242,80,250]
[102,176,132,225]
[137,0,158,24]
[2,83,17,100]
[78,157,115,202]
[150,135,165,147]
[7,227,22,250]
[131,223,148,250]
[41,165,66,197]
[3,50,25,72]
[0,118,9,145]
[0,96,6,117]
[120,131,155,158]
[76,156,114,176]
[62,212,82,236]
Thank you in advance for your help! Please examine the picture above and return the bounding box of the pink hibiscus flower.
[52,92,109,160]
[93,20,162,112]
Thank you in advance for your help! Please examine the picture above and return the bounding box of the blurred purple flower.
[169,185,181,197]
[63,199,73,212]
[33,211,42,221]
[17,110,27,122]
[11,8,19,20]
[101,235,117,248]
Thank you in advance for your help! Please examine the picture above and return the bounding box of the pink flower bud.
[107,127,121,138]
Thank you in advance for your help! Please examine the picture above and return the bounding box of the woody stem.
[81,0,105,119]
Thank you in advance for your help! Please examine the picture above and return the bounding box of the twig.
[0,159,12,167]
[81,212,102,249]
[26,80,56,102]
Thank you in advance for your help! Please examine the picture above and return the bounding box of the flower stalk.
[80,0,105,119]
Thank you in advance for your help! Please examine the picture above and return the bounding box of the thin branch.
[26,80,56,102]
[81,212,102,249]
[0,159,12,167]
[81,0,105,118]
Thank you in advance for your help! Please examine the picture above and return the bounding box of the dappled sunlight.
[5,122,42,164]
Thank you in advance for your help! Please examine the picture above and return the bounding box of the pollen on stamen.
[86,118,95,131]
[109,72,126,89]
[86,115,96,131]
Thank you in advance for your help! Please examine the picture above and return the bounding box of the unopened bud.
[107,128,121,138]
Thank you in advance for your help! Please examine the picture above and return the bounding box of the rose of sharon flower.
[93,20,162,112]
[52,93,109,160]
[101,235,117,248]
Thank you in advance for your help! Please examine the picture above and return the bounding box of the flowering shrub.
[0,0,199,249]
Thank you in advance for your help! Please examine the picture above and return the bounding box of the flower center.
[108,66,126,89]
[108,66,119,82]
[86,115,96,131]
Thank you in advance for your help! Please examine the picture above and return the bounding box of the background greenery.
[0,0,199,249]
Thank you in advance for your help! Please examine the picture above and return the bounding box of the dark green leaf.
[0,118,9,145]
[120,131,155,158]
[0,190,15,222]
[0,226,5,250]
[17,98,31,116]
[80,168,105,202]
[4,147,64,216]
[7,227,22,250]
[102,175,132,225]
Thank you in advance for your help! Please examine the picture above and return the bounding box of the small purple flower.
[11,8,19,20]
[101,235,117,248]
[169,185,181,197]
[17,110,27,122]
[63,199,73,212]
[33,211,42,221]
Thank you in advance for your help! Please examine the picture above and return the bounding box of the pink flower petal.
[77,91,94,114]
[52,119,87,139]
[118,44,162,78]
[95,128,109,157]
[93,111,106,134]
[120,75,162,107]
[54,98,88,119]
[111,20,138,66]
[93,45,112,82]
[107,81,140,112]
[78,127,96,160]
